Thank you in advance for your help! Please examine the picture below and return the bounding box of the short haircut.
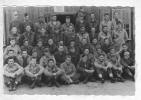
[9,37,16,41]
[66,55,72,59]
[7,56,15,62]
[22,49,27,52]
[104,13,109,16]
[48,59,54,62]
[66,16,70,19]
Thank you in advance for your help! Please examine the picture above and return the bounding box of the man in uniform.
[94,54,115,83]
[19,24,35,46]
[44,59,62,87]
[60,55,80,85]
[25,57,44,89]
[54,45,67,67]
[120,51,135,81]
[18,49,31,68]
[77,48,95,84]
[4,56,24,91]
[107,47,124,82]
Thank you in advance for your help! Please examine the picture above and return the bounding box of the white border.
[0,0,140,100]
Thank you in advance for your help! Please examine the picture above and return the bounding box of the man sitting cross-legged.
[60,55,80,85]
[24,57,44,89]
[94,54,115,83]
[4,56,24,91]
[44,59,63,87]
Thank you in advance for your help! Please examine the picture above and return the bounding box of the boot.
[30,79,36,89]
[47,81,53,87]
[83,77,89,84]
[54,80,60,87]
[110,78,116,83]
[100,78,105,83]
[8,83,13,91]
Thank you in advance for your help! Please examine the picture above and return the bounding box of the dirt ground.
[4,80,135,95]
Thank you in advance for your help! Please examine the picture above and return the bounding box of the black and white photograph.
[2,5,135,95]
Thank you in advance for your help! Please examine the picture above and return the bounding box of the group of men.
[3,7,135,91]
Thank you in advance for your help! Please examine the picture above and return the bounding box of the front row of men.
[4,47,135,91]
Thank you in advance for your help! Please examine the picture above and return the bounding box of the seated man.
[21,39,33,56]
[77,48,95,84]
[44,59,62,87]
[107,48,124,82]
[4,56,24,91]
[94,54,114,83]
[3,49,20,65]
[60,55,80,85]
[120,51,135,81]
[18,49,31,68]
[25,57,44,89]
[4,37,21,58]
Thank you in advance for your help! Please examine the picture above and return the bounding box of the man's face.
[66,18,70,23]
[48,60,54,67]
[82,38,87,44]
[91,14,95,19]
[80,27,85,32]
[97,48,102,53]
[110,49,115,54]
[99,55,104,62]
[31,59,36,66]
[70,41,75,47]
[37,41,43,47]
[124,52,130,59]
[91,28,95,32]
[25,15,29,21]
[44,52,50,57]
[114,12,119,19]
[40,28,46,35]
[24,41,29,46]
[52,16,57,21]
[103,26,108,33]
[65,57,71,64]
[32,52,37,58]
[84,49,89,55]
[58,46,64,52]
[22,51,28,57]
[48,39,53,45]
[105,15,109,21]
[68,26,73,32]
[13,12,18,20]
[8,51,14,57]
[8,59,14,66]
[26,26,31,32]
[11,27,17,34]
[92,39,97,44]
[10,40,16,46]
[117,24,122,30]
[122,45,128,51]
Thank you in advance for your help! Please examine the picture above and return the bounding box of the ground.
[4,81,135,95]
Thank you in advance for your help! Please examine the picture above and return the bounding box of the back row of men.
[4,7,135,91]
